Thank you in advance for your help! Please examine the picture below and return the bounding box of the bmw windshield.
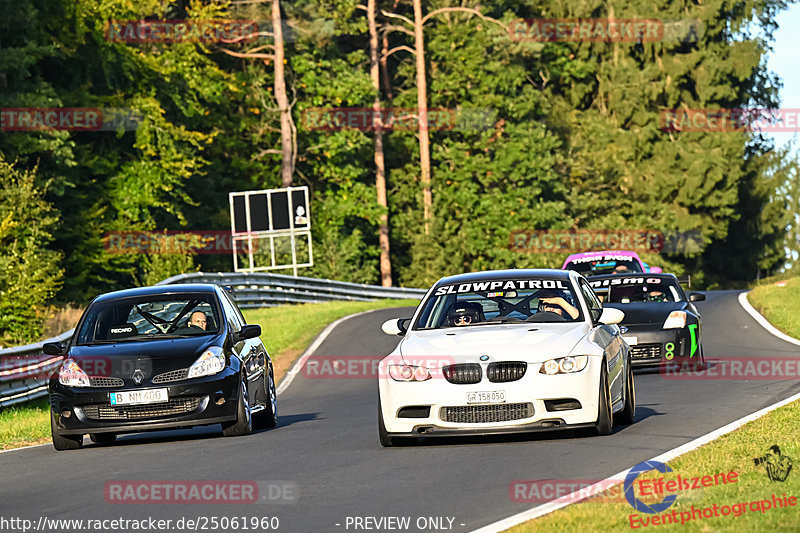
[414,278,583,329]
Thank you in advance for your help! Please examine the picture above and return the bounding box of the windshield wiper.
[484,316,524,323]
[84,334,195,344]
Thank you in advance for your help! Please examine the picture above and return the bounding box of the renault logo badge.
[480,355,489,361]
[132,369,145,385]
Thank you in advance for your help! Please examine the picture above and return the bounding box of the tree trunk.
[273,0,293,187]
[412,0,432,235]
[368,0,393,286]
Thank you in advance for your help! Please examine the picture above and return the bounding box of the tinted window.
[565,258,643,276]
[414,278,582,329]
[76,294,221,344]
[590,277,683,303]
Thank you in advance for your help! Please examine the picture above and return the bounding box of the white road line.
[470,392,800,532]
[276,307,401,396]
[737,290,800,348]
[0,443,49,454]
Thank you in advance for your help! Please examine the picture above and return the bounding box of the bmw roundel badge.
[479,355,489,361]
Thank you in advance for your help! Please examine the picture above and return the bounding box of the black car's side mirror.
[234,324,261,342]
[689,292,706,302]
[43,342,64,355]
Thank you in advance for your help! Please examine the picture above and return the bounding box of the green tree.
[0,158,63,345]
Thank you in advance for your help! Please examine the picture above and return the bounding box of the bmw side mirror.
[43,342,64,355]
[689,292,705,302]
[381,318,410,336]
[234,324,261,342]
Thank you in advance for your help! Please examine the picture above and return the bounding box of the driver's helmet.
[445,301,484,326]
[645,290,668,302]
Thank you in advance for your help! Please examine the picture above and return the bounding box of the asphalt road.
[1,290,799,533]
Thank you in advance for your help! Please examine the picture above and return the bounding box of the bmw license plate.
[109,389,168,406]
[466,391,506,404]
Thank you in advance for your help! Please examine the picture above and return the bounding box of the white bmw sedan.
[377,269,635,446]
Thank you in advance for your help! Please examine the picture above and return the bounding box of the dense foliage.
[0,0,798,343]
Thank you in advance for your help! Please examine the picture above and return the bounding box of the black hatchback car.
[46,284,277,450]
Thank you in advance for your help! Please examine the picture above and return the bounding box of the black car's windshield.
[564,257,643,276]
[589,277,684,303]
[414,278,582,329]
[76,294,221,345]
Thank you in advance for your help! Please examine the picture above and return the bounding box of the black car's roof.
[92,283,220,303]
[434,269,574,287]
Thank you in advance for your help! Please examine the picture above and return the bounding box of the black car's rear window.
[75,294,221,344]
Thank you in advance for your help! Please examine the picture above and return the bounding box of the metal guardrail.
[0,273,425,408]
[0,329,74,408]
[156,271,427,308]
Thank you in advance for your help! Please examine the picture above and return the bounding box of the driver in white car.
[445,302,484,326]
[537,289,580,319]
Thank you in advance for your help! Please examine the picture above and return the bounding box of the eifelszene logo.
[625,461,678,514]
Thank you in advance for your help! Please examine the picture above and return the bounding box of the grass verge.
[504,399,800,532]
[748,276,800,340]
[0,298,418,451]
[0,398,51,450]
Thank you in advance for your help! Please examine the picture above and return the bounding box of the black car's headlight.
[539,356,589,375]
[188,347,225,378]
[663,311,687,329]
[58,358,91,387]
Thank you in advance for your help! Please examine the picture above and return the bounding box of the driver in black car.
[188,311,207,330]
[446,302,484,326]
[536,289,580,319]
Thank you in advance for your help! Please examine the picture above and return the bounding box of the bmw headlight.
[539,356,589,375]
[663,311,687,329]
[187,347,226,378]
[59,359,90,387]
[388,365,431,382]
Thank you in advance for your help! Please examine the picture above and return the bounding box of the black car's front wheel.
[253,365,278,429]
[51,410,83,451]
[222,379,252,437]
